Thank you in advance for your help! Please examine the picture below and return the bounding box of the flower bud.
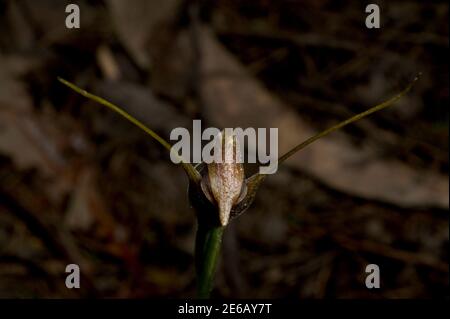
[205,131,244,226]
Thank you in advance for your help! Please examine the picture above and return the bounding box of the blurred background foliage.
[0,0,448,298]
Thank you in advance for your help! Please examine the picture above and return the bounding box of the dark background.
[0,0,448,298]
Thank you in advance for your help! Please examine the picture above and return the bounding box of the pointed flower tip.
[206,131,245,226]
[219,204,231,226]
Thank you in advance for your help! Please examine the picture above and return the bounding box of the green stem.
[195,224,224,298]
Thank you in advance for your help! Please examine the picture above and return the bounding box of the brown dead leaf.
[65,167,116,238]
[107,0,183,70]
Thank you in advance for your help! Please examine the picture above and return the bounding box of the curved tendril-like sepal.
[57,77,201,184]
[278,74,421,164]
[237,74,421,215]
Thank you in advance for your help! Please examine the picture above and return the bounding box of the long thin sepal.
[278,74,421,164]
[57,77,201,183]
[242,75,420,204]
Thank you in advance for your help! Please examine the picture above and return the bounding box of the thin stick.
[57,77,201,183]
